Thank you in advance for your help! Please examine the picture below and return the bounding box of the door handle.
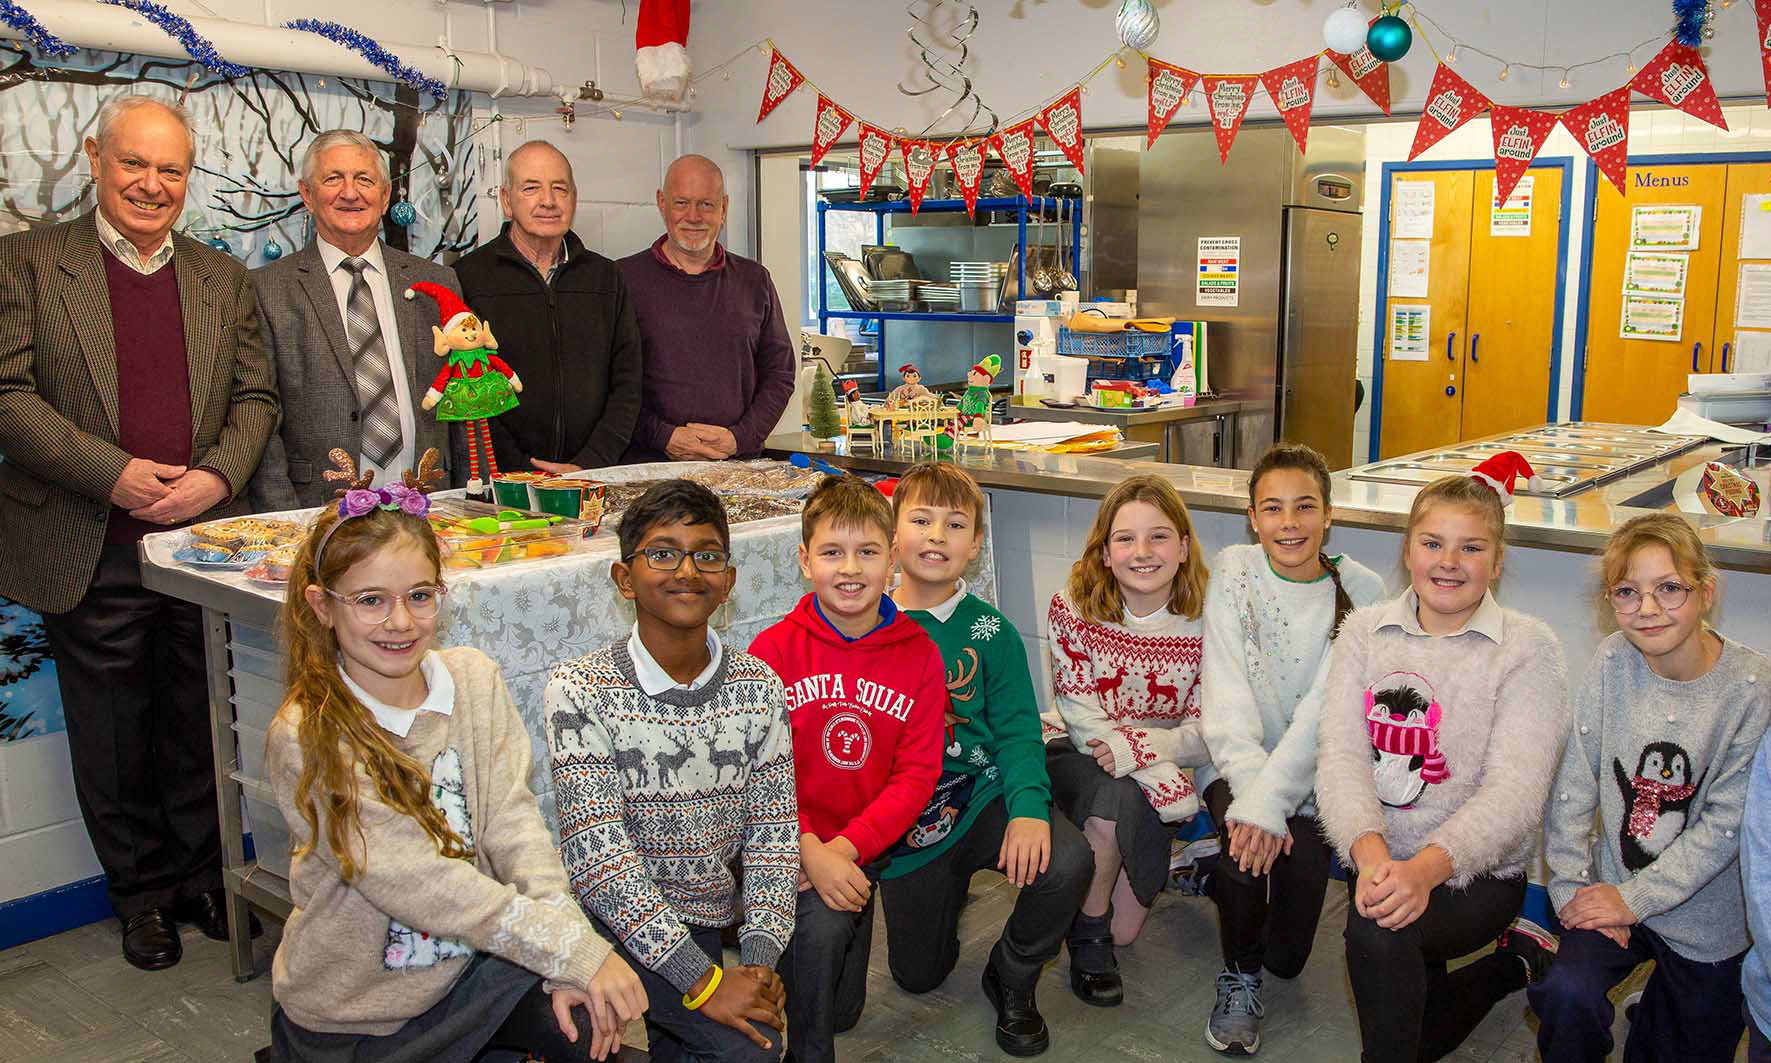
[1446,330,1457,361]
[1445,384,1457,397]
[1692,342,1703,372]
[1470,333,1479,364]
[1722,342,1731,373]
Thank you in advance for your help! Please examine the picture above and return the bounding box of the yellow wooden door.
[1461,167,1564,440]
[1713,163,1771,374]
[1582,163,1728,424]
[1380,170,1472,458]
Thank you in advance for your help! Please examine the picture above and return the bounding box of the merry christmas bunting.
[1758,0,1771,106]
[1036,88,1087,174]
[1147,58,1200,147]
[1559,87,1632,195]
[1632,40,1727,131]
[756,46,804,123]
[989,120,1038,200]
[947,139,988,216]
[1262,55,1321,153]
[1326,44,1391,115]
[856,123,894,199]
[1490,105,1560,203]
[809,94,854,169]
[901,139,939,214]
[1409,63,1491,161]
[1203,75,1259,162]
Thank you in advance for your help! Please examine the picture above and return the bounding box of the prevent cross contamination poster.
[1197,237,1241,307]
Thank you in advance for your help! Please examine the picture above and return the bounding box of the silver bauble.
[1116,0,1159,50]
[1324,5,1370,54]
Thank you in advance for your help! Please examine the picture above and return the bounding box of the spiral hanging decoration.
[896,1,998,142]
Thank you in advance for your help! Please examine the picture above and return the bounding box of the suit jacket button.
[93,510,105,523]
[350,411,360,421]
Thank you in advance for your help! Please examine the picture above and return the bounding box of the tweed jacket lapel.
[291,242,355,388]
[172,234,221,441]
[56,212,120,439]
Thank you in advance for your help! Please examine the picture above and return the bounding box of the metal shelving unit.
[817,195,1081,389]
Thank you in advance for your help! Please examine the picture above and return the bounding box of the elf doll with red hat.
[957,354,1001,433]
[885,363,933,410]
[406,281,523,492]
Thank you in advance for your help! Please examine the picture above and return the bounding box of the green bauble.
[1366,15,1412,62]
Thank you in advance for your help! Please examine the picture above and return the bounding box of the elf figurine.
[405,281,523,493]
[956,353,1000,433]
[840,379,872,426]
[885,363,933,410]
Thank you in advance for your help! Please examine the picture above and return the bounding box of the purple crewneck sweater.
[617,237,795,462]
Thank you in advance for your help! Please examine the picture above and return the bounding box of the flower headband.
[313,447,444,579]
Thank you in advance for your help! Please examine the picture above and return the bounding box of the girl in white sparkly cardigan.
[1315,462,1570,1063]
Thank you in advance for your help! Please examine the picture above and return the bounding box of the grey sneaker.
[1205,968,1264,1055]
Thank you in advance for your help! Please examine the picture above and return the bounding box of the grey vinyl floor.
[0,874,1728,1063]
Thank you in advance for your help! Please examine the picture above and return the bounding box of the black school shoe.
[178,889,264,943]
[982,958,1051,1056]
[1066,910,1124,1007]
[121,908,182,971]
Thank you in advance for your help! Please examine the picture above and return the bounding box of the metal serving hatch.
[1348,423,1709,498]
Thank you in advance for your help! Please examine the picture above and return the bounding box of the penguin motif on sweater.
[1613,741,1702,872]
[1365,672,1451,810]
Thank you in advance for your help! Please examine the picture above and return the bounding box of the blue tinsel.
[283,18,446,101]
[99,0,247,77]
[0,0,75,59]
[1672,0,1707,46]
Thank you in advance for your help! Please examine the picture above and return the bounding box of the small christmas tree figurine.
[807,363,841,439]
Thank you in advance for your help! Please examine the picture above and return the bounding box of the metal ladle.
[1029,197,1059,294]
[1055,197,1078,292]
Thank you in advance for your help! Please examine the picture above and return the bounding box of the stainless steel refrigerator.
[1123,125,1365,468]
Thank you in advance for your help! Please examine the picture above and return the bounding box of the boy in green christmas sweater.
[880,462,1092,1058]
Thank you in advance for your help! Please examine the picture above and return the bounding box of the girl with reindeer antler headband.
[264,446,647,1062]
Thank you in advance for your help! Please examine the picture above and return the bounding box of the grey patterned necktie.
[339,256,402,468]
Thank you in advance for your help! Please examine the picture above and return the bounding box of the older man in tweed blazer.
[0,96,277,971]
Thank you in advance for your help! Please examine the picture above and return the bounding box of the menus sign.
[1326,42,1391,115]
[809,95,854,169]
[1261,55,1320,154]
[1488,106,1558,204]
[1558,88,1632,196]
[1147,58,1200,147]
[1631,41,1728,132]
[1408,63,1491,161]
[947,139,987,217]
[1197,236,1241,307]
[856,124,894,200]
[1202,75,1258,162]
[756,47,805,123]
[990,120,1039,200]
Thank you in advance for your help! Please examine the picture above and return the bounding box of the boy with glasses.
[545,479,799,1061]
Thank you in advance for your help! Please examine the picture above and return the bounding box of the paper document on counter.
[1651,407,1771,444]
[992,421,1125,445]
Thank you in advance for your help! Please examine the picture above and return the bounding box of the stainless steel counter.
[763,426,1771,571]
[1007,397,1251,465]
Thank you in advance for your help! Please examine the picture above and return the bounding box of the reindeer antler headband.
[313,447,445,580]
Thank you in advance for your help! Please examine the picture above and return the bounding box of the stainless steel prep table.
[1009,397,1250,466]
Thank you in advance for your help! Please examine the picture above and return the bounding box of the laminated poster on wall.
[1392,180,1434,240]
[1389,303,1430,361]
[1736,263,1771,330]
[1197,237,1241,307]
[1630,205,1702,251]
[1739,194,1771,260]
[1388,239,1430,298]
[1622,252,1689,297]
[1733,330,1771,374]
[1620,295,1684,341]
[1489,176,1533,237]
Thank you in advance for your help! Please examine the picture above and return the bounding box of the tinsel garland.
[99,0,247,77]
[283,18,446,101]
[0,0,74,59]
[1672,0,1708,46]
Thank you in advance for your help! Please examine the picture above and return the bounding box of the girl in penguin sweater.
[1534,513,1770,1062]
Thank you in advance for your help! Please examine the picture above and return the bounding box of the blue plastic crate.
[1057,327,1173,360]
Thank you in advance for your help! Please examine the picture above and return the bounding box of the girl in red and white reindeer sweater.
[1040,474,1212,1007]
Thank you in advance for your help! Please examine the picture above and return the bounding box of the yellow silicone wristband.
[682,963,723,1011]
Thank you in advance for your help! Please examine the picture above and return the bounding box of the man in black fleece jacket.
[452,140,642,473]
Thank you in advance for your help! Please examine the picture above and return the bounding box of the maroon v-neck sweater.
[102,251,192,544]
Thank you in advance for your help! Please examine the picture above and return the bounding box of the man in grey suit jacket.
[250,129,461,510]
[0,96,277,970]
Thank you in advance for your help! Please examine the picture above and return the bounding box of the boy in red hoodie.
[750,474,944,1063]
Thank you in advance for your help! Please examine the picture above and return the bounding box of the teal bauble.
[262,240,283,261]
[389,201,417,227]
[206,237,231,255]
[1366,15,1412,62]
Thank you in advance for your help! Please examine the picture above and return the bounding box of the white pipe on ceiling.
[0,0,557,97]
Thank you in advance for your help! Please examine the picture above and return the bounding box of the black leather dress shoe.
[982,960,1051,1057]
[178,889,263,943]
[1066,933,1124,1007]
[121,908,182,971]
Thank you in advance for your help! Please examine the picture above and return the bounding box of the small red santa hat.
[840,378,860,396]
[635,0,690,105]
[405,282,474,334]
[1468,450,1542,505]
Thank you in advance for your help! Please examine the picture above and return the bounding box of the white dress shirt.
[626,623,723,696]
[316,238,417,485]
[95,211,174,275]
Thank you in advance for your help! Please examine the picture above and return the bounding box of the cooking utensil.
[1029,198,1059,295]
[1055,198,1078,291]
[788,452,846,477]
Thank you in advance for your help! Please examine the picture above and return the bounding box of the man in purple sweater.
[618,154,795,463]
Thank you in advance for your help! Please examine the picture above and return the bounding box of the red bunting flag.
[1409,63,1491,161]
[1261,55,1321,154]
[856,123,895,200]
[1037,88,1087,174]
[990,119,1039,200]
[1757,0,1771,106]
[1326,44,1391,115]
[1146,58,1200,147]
[948,139,988,216]
[1559,88,1631,196]
[1202,75,1259,162]
[756,46,805,123]
[1489,106,1560,204]
[1632,41,1728,131]
[901,140,940,214]
[808,95,854,169]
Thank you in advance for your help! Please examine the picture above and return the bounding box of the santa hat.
[635,0,690,105]
[405,282,473,334]
[971,354,1003,379]
[1468,450,1542,505]
[898,363,920,376]
[840,379,859,396]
